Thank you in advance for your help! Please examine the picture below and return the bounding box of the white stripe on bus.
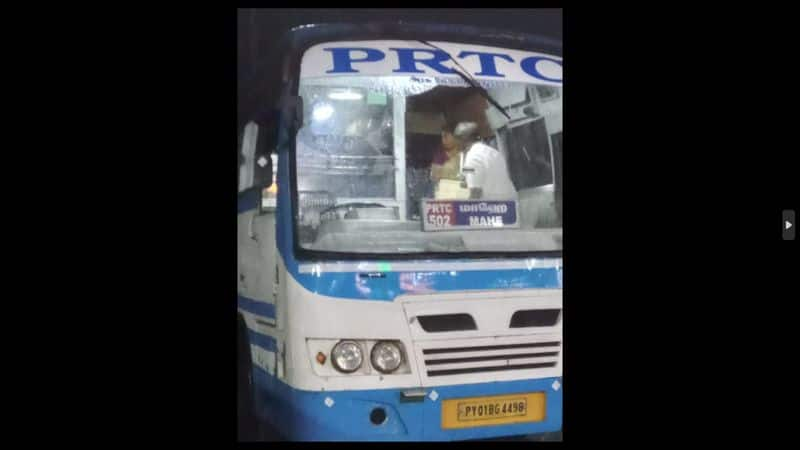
[298,259,562,274]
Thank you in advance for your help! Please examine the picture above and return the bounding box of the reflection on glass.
[295,74,562,256]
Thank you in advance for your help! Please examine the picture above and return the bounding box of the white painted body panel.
[412,333,562,386]
[238,204,563,391]
[281,270,562,391]
[283,273,423,391]
[400,288,561,340]
[237,211,279,304]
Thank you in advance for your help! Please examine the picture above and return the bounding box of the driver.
[453,122,517,200]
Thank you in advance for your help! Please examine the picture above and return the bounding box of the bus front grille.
[421,341,561,378]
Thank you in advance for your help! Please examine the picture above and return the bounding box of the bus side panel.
[238,209,278,312]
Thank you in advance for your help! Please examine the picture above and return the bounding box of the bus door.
[238,122,279,328]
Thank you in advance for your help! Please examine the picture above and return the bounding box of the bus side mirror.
[552,134,562,222]
[238,120,273,193]
[279,94,303,136]
[252,122,273,190]
[237,96,300,193]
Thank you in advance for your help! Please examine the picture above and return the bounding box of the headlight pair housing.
[331,340,404,374]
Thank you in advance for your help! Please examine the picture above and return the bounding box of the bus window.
[294,63,561,254]
[499,117,554,191]
[535,85,560,102]
[296,86,395,199]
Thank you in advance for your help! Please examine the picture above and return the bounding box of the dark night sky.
[237,8,562,126]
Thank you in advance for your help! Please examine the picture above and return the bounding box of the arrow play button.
[784,210,795,240]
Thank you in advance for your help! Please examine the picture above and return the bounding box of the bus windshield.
[294,42,562,256]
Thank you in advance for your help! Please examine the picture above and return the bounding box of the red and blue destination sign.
[422,199,519,231]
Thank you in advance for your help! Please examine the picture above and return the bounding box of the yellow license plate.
[441,392,546,429]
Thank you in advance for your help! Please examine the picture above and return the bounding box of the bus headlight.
[370,341,403,373]
[331,340,364,373]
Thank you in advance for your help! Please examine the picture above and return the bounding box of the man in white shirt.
[453,122,518,200]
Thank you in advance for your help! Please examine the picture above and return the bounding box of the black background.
[7,7,797,444]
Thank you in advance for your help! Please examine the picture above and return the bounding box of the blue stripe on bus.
[247,329,278,352]
[249,366,562,441]
[238,295,276,319]
[287,266,561,302]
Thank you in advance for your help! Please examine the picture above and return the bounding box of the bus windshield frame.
[279,24,562,262]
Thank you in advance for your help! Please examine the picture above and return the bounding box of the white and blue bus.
[238,22,562,441]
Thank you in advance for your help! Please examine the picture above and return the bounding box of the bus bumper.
[253,369,562,441]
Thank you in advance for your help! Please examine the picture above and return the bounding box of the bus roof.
[283,22,561,56]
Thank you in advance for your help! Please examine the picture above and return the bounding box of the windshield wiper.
[319,202,388,216]
[417,40,511,120]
